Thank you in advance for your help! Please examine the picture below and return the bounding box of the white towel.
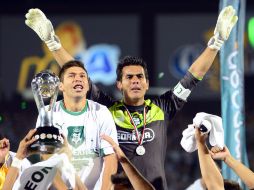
[180,124,197,152]
[13,153,75,190]
[180,112,224,153]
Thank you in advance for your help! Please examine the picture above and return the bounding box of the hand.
[215,5,238,40]
[16,129,37,160]
[208,5,238,50]
[210,146,231,161]
[100,134,125,162]
[25,8,61,51]
[0,138,10,163]
[58,135,72,161]
[194,128,208,144]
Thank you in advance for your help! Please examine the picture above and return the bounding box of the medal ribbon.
[124,106,146,146]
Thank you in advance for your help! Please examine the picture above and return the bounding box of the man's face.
[59,66,89,100]
[117,65,149,106]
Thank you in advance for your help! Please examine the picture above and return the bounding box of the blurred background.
[0,0,254,189]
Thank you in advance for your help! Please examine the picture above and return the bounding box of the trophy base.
[29,126,63,154]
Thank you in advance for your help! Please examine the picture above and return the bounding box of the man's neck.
[124,104,144,113]
[123,99,145,107]
[63,98,87,112]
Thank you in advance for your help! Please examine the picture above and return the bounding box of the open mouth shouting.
[73,84,84,91]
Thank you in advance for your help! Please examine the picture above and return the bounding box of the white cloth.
[180,124,197,153]
[13,153,75,190]
[185,178,205,190]
[180,112,224,153]
[36,99,118,190]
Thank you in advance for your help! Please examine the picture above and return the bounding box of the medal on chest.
[124,105,147,156]
[136,145,146,156]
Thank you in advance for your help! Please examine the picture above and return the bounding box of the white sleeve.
[21,158,32,171]
[98,107,118,156]
[9,152,31,171]
[185,179,206,190]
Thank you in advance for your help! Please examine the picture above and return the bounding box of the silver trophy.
[30,70,63,154]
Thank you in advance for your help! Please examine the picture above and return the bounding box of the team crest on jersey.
[67,126,85,148]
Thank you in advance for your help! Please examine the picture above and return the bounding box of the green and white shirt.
[36,99,118,190]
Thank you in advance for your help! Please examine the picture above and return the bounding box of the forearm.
[225,155,254,189]
[101,154,117,190]
[51,170,68,190]
[120,157,155,190]
[197,142,224,190]
[75,175,88,190]
[2,167,19,190]
[52,47,74,67]
[188,47,218,79]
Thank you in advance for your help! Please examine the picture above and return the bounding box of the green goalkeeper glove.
[208,5,238,51]
[25,8,62,51]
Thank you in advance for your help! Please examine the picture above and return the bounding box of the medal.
[136,145,146,156]
[124,105,147,156]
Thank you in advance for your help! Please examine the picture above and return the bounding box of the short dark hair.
[116,56,149,81]
[59,60,88,81]
[224,179,242,190]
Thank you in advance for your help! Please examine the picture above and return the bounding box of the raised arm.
[25,8,74,67]
[51,170,69,190]
[188,6,238,79]
[52,48,74,67]
[101,134,155,190]
[2,129,37,190]
[101,153,117,190]
[211,146,254,189]
[25,8,115,106]
[195,129,224,190]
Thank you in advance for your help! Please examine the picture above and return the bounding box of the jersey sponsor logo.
[117,128,155,144]
[72,148,99,172]
[67,126,85,148]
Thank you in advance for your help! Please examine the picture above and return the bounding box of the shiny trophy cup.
[30,70,63,154]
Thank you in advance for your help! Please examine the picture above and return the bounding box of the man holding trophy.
[34,62,118,190]
[2,66,118,189]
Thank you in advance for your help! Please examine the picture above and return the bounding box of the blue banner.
[219,0,248,189]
